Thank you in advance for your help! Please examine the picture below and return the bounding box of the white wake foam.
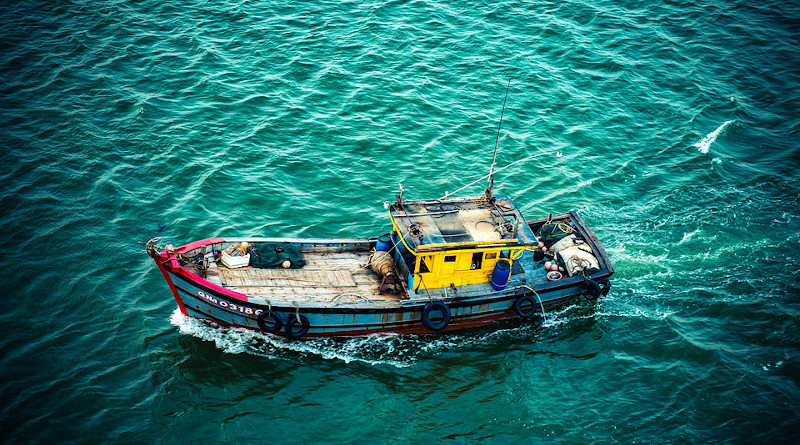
[170,309,412,367]
[168,308,581,366]
[694,120,734,154]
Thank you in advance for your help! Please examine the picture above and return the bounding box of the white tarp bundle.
[552,235,600,276]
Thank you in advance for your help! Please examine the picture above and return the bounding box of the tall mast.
[486,80,511,198]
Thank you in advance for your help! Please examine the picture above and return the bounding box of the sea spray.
[694,120,734,153]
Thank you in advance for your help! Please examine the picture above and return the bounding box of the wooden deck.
[211,251,406,303]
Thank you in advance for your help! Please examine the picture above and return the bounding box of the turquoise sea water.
[2,0,799,442]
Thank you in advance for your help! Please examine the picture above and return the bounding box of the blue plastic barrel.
[376,235,392,252]
[491,259,512,290]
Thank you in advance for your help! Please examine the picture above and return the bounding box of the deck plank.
[218,268,358,287]
[212,246,407,302]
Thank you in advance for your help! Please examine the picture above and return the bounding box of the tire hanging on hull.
[257,310,283,334]
[514,294,538,318]
[286,315,310,339]
[421,302,451,331]
[582,278,611,300]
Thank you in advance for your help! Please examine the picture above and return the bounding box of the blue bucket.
[491,259,512,290]
[376,235,392,252]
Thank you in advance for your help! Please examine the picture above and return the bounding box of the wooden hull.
[159,264,590,337]
[149,211,614,338]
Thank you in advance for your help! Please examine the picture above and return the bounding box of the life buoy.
[285,315,310,339]
[514,294,538,318]
[421,301,451,331]
[257,310,283,334]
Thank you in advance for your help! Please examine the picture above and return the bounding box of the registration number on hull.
[197,291,262,316]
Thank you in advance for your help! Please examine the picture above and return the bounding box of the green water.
[2,0,799,442]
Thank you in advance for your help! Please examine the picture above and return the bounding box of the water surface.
[1,0,798,442]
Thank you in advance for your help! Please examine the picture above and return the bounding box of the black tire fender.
[582,279,602,301]
[285,315,310,339]
[514,294,538,318]
[421,301,451,331]
[257,310,283,334]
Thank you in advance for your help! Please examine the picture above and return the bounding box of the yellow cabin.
[387,195,540,293]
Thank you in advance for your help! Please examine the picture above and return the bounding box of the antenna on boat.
[485,80,511,199]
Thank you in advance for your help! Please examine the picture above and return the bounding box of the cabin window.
[444,255,456,263]
[471,252,483,270]
[485,253,497,260]
[420,256,431,273]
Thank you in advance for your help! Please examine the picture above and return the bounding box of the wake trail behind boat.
[694,120,734,153]
[168,309,584,366]
[170,309,413,367]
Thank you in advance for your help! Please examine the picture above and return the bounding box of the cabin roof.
[389,195,537,252]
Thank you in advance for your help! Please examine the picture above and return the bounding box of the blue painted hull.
[148,210,614,338]
[160,263,594,338]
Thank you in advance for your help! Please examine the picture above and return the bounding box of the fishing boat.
[147,86,613,339]
[146,189,614,339]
